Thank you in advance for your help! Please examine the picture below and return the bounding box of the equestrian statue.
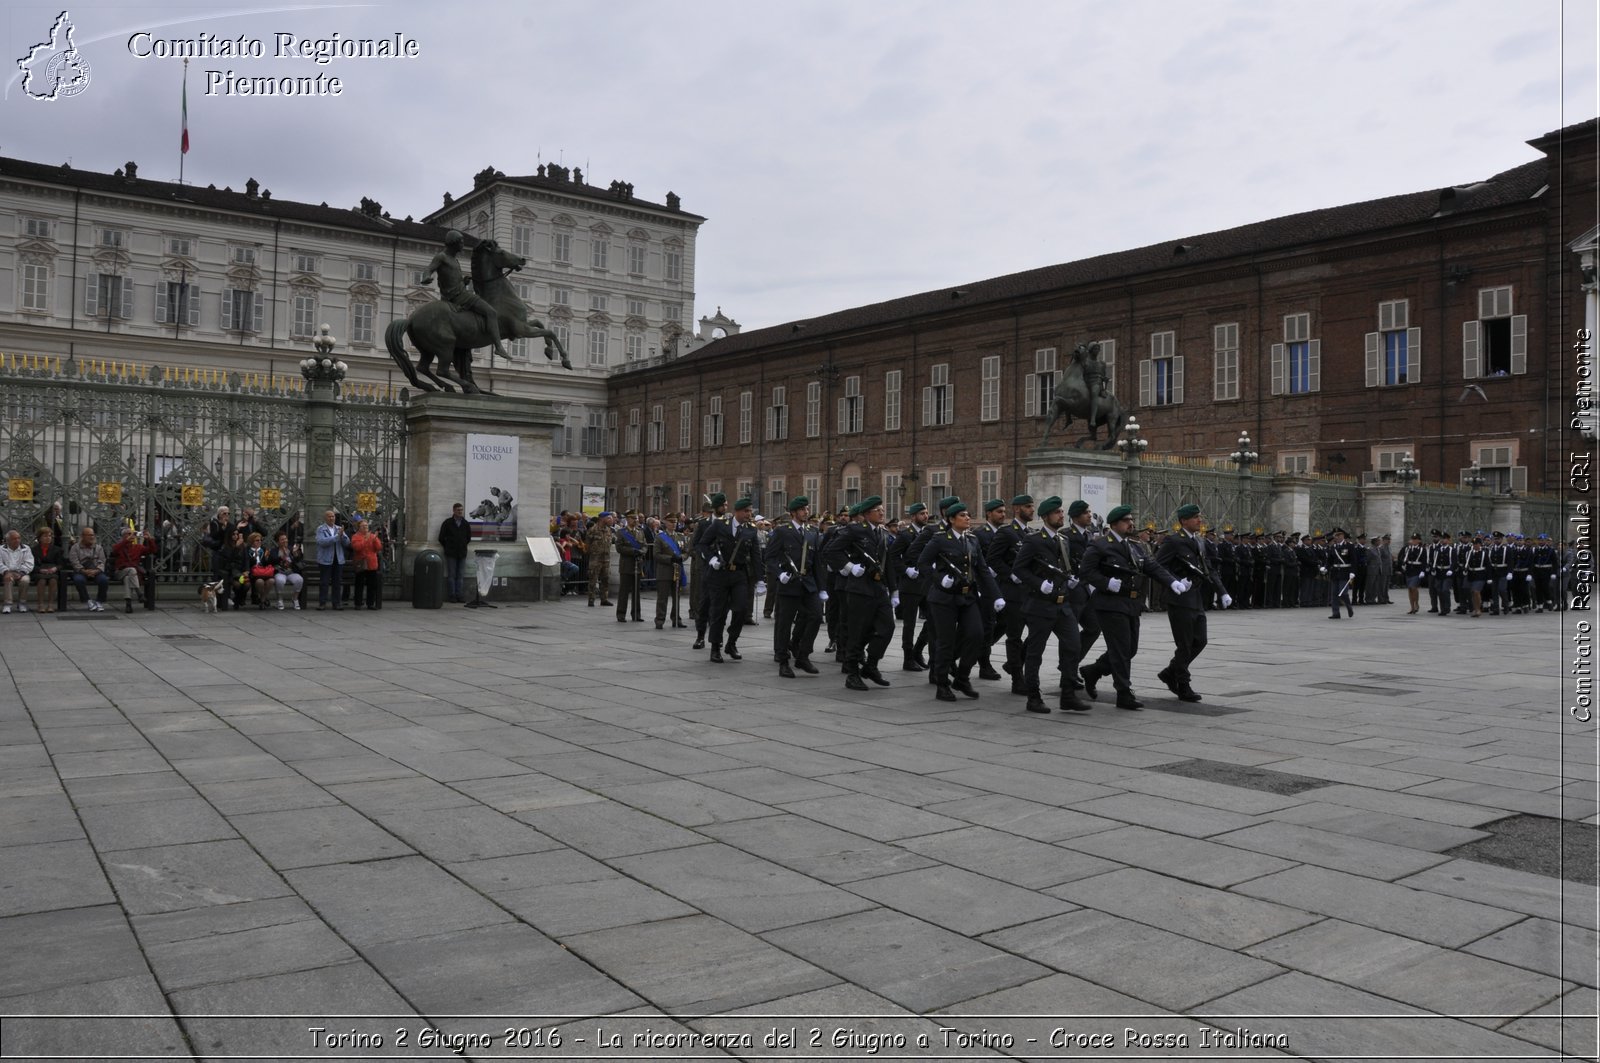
[385,230,571,394]
[1039,341,1128,450]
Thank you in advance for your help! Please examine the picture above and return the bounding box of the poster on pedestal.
[1080,477,1108,523]
[465,433,519,541]
[581,485,606,518]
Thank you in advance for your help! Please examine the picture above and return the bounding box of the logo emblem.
[17,11,91,101]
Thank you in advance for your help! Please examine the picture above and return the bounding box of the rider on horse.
[1075,342,1108,429]
[420,230,509,360]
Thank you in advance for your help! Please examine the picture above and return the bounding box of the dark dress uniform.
[1080,528,1179,709]
[690,508,722,644]
[973,515,1006,679]
[652,527,688,628]
[986,513,1033,686]
[1155,528,1229,700]
[764,511,823,675]
[1262,538,1283,608]
[1325,536,1356,618]
[887,512,932,669]
[1280,537,1301,608]
[1014,521,1084,712]
[822,515,897,687]
[614,521,646,621]
[1398,541,1428,613]
[916,524,1001,699]
[1063,517,1102,695]
[1532,538,1557,611]
[699,510,760,661]
[1427,537,1455,614]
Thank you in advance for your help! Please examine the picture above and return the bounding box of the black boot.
[978,662,1003,681]
[902,655,925,672]
[935,682,957,702]
[794,657,819,674]
[709,646,724,663]
[725,642,742,661]
[1080,667,1101,701]
[951,676,980,699]
[1061,689,1091,713]
[1177,684,1202,703]
[1116,689,1144,710]
[862,664,891,687]
[844,664,868,692]
[693,637,706,649]
[1157,666,1182,696]
[779,660,796,678]
[1011,679,1028,696]
[1025,691,1049,714]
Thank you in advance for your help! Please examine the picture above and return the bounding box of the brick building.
[607,119,1597,517]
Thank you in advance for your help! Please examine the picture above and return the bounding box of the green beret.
[707,492,726,507]
[1010,494,1034,506]
[984,499,1006,514]
[733,496,753,511]
[1067,500,1090,517]
[937,495,961,512]
[1106,504,1133,524]
[1175,503,1201,521]
[1038,496,1063,517]
[906,502,928,515]
[786,495,809,512]
[945,502,969,517]
[861,495,882,511]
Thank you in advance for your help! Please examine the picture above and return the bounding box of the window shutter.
[187,285,201,326]
[220,288,234,330]
[837,396,847,434]
[1478,289,1493,319]
[84,272,99,316]
[922,385,933,426]
[1171,355,1184,404]
[1509,315,1527,374]
[1510,466,1528,492]
[1364,332,1380,387]
[1270,343,1286,395]
[1461,320,1480,379]
[1025,372,1037,417]
[252,292,265,332]
[118,276,134,319]
[1138,359,1153,406]
[155,281,170,324]
[703,414,712,446]
[1306,341,1320,393]
[1405,327,1419,383]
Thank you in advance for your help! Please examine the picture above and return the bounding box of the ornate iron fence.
[1404,484,1490,538]
[0,354,405,579]
[1307,477,1362,535]
[1129,456,1274,532]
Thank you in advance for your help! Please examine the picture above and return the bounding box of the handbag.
[250,564,276,580]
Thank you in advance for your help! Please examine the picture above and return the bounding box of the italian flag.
[180,61,189,154]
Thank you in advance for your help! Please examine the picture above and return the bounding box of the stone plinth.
[1271,475,1313,533]
[405,392,564,601]
[1024,447,1129,517]
[1360,484,1408,542]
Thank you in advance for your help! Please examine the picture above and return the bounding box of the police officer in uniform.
[1427,531,1454,615]
[916,502,1004,702]
[887,502,932,670]
[986,493,1035,688]
[1398,532,1428,614]
[1080,505,1183,710]
[690,494,727,648]
[1155,503,1231,702]
[699,496,760,663]
[1324,528,1356,618]
[824,496,897,691]
[765,495,823,678]
[652,518,688,629]
[973,499,1010,681]
[1013,496,1087,714]
[1062,500,1102,701]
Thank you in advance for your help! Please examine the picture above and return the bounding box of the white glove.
[778,570,792,585]
[1066,575,1080,590]
[1106,577,1122,594]
[1040,579,1054,595]
[891,592,900,609]
[1525,574,1534,582]
[1170,579,1190,595]
[1318,566,1327,575]
[940,574,955,590]
[1221,594,1233,609]
[993,597,1006,612]
[755,582,767,596]
[848,562,866,578]
[819,590,829,602]
[1087,584,1097,595]
[1010,573,1021,584]
[709,556,722,570]
[905,567,918,579]
[1445,570,1452,576]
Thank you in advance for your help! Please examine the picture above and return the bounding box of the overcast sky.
[3,0,1595,330]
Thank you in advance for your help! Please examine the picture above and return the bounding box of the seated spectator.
[350,519,383,610]
[244,532,275,609]
[1,529,34,614]
[110,526,157,614]
[215,529,249,611]
[67,527,110,612]
[269,531,304,610]
[32,528,62,614]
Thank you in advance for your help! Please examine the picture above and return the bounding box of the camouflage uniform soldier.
[585,512,615,607]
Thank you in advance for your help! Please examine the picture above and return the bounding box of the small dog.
[199,580,224,613]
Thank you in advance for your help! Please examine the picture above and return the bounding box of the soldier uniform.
[887,503,932,670]
[585,513,615,607]
[1427,532,1455,614]
[652,522,688,629]
[1325,529,1356,618]
[1062,500,1103,700]
[699,496,760,662]
[1154,503,1231,702]
[614,514,646,622]
[1080,505,1181,710]
[1013,496,1086,714]
[764,495,823,677]
[1398,534,1428,613]
[986,493,1034,689]
[690,495,727,647]
[973,499,1009,682]
[916,502,1003,701]
[823,496,897,690]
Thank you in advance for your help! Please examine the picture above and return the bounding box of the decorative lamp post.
[1464,459,1488,531]
[1117,417,1148,513]
[1229,431,1259,476]
[1396,453,1420,491]
[300,325,347,524]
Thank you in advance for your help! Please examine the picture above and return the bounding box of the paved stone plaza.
[1,592,1595,1061]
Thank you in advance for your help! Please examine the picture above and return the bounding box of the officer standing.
[916,502,1003,702]
[699,496,760,663]
[652,517,688,629]
[1155,504,1231,702]
[585,512,615,608]
[824,496,897,691]
[765,495,823,678]
[1427,531,1455,615]
[1013,497,1087,714]
[614,512,646,622]
[1398,533,1427,614]
[986,493,1035,688]
[1325,528,1356,619]
[1080,504,1183,710]
[690,494,727,649]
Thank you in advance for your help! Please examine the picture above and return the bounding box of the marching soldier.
[652,517,688,629]
[1509,535,1534,613]
[585,511,615,608]
[823,496,897,691]
[1281,533,1302,608]
[916,502,1003,702]
[821,508,851,658]
[1427,531,1455,615]
[765,495,823,678]
[887,502,932,670]
[1062,500,1102,702]
[1262,533,1283,608]
[1398,532,1428,614]
[614,512,646,622]
[699,496,760,663]
[1154,503,1231,702]
[1324,528,1356,619]
[907,496,962,686]
[986,493,1035,690]
[973,499,1010,681]
[1080,505,1183,710]
[1532,533,1557,611]
[1013,497,1087,714]
[690,494,726,648]
[1464,535,1490,617]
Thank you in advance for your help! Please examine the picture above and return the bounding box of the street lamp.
[1396,453,1420,491]
[299,324,347,385]
[1229,431,1259,476]
[1465,460,1487,495]
[1117,417,1148,461]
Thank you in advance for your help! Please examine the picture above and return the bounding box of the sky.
[2,0,1596,331]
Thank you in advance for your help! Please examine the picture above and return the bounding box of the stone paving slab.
[1047,867,1323,948]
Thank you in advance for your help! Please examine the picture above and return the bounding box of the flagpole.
[179,59,189,184]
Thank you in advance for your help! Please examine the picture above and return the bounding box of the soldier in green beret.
[697,495,758,662]
[1012,496,1088,713]
[973,498,1009,682]
[887,501,933,670]
[1080,504,1184,710]
[1154,503,1231,702]
[822,496,896,690]
[916,501,1004,701]
[689,493,727,647]
[764,495,823,677]
[986,492,1036,692]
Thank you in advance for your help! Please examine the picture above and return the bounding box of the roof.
[427,170,707,224]
[670,155,1552,364]
[0,155,455,243]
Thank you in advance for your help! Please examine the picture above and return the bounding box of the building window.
[1140,330,1183,406]
[767,385,788,441]
[291,292,318,338]
[552,231,572,264]
[768,477,786,519]
[231,246,257,266]
[1026,347,1057,417]
[803,476,820,511]
[1098,338,1118,396]
[554,323,570,351]
[1464,286,1527,378]
[626,298,645,318]
[978,467,1000,508]
[739,390,753,444]
[1270,314,1321,395]
[679,400,693,450]
[626,333,644,361]
[648,404,664,452]
[664,250,682,282]
[1213,323,1239,401]
[1280,452,1313,474]
[352,260,378,283]
[344,301,372,345]
[156,281,201,326]
[512,224,532,258]
[552,286,571,307]
[883,369,902,431]
[97,228,125,250]
[582,412,606,456]
[589,293,608,312]
[882,472,902,519]
[590,234,609,270]
[222,288,263,332]
[840,473,861,510]
[292,252,319,275]
[84,273,133,319]
[626,408,642,454]
[1465,441,1526,494]
[922,363,952,426]
[806,381,821,438]
[1362,300,1418,387]
[166,236,192,258]
[588,328,608,366]
[980,355,1001,421]
[628,244,646,275]
[703,395,724,447]
[22,217,52,240]
[1369,446,1417,483]
[664,302,683,326]
[926,468,949,509]
[19,263,49,311]
[839,375,863,434]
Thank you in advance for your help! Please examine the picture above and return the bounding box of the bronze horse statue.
[1039,343,1128,450]
[385,239,571,394]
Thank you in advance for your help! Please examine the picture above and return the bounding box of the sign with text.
[465,433,518,541]
[1080,477,1108,522]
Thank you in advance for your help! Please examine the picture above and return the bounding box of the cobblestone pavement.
[1,591,1595,1061]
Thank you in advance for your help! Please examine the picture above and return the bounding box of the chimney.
[124,161,138,180]
[245,177,259,198]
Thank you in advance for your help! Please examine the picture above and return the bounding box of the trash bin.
[412,549,446,609]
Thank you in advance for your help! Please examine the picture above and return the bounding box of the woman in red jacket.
[350,520,383,610]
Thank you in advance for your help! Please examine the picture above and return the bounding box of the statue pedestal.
[1024,447,1130,519]
[405,392,564,601]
